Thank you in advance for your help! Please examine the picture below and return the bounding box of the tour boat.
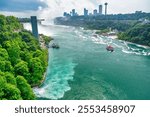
[106,45,114,52]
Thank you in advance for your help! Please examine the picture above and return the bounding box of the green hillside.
[0,14,49,100]
[118,23,150,46]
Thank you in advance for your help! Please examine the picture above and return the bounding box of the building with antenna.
[104,2,108,15]
[63,2,109,17]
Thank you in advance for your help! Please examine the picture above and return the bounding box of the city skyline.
[64,3,107,17]
[0,0,150,19]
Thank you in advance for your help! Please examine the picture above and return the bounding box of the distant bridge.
[18,18,45,24]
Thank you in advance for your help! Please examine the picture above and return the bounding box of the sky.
[0,0,46,11]
[0,0,150,19]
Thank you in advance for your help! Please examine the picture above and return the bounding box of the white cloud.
[37,0,150,19]
[0,0,150,20]
[104,0,150,14]
[38,6,43,11]
[37,0,96,19]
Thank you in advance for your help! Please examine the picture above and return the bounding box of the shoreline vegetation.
[35,34,53,88]
[94,29,118,39]
[0,14,52,100]
[93,22,150,48]
[92,22,150,47]
[95,23,150,47]
[54,12,150,47]
[87,21,150,47]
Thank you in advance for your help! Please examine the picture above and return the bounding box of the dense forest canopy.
[118,23,150,46]
[0,14,49,100]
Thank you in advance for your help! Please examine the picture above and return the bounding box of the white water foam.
[33,56,77,99]
[74,29,89,41]
[121,42,150,56]
[90,34,150,56]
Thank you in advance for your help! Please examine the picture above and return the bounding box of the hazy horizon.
[0,0,150,19]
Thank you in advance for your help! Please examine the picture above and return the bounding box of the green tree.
[0,48,9,60]
[16,76,35,100]
[5,72,16,85]
[2,84,22,100]
[6,41,21,65]
[0,61,5,72]
[4,61,14,72]
[20,50,32,63]
[14,60,30,81]
[6,16,23,31]
[0,32,12,44]
[0,14,50,100]
[29,58,44,85]
[0,72,6,99]
[0,71,21,100]
[0,61,13,72]
[0,15,7,31]
[118,24,150,46]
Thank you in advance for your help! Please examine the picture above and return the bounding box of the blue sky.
[0,0,47,11]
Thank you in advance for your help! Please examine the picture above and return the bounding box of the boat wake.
[89,32,150,56]
[121,42,150,56]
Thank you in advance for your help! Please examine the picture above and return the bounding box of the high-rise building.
[93,9,98,16]
[72,9,76,16]
[104,2,108,15]
[84,8,88,16]
[31,16,39,39]
[99,5,103,15]
[63,12,67,16]
[63,12,71,17]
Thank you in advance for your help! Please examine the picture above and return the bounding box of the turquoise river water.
[25,24,150,100]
